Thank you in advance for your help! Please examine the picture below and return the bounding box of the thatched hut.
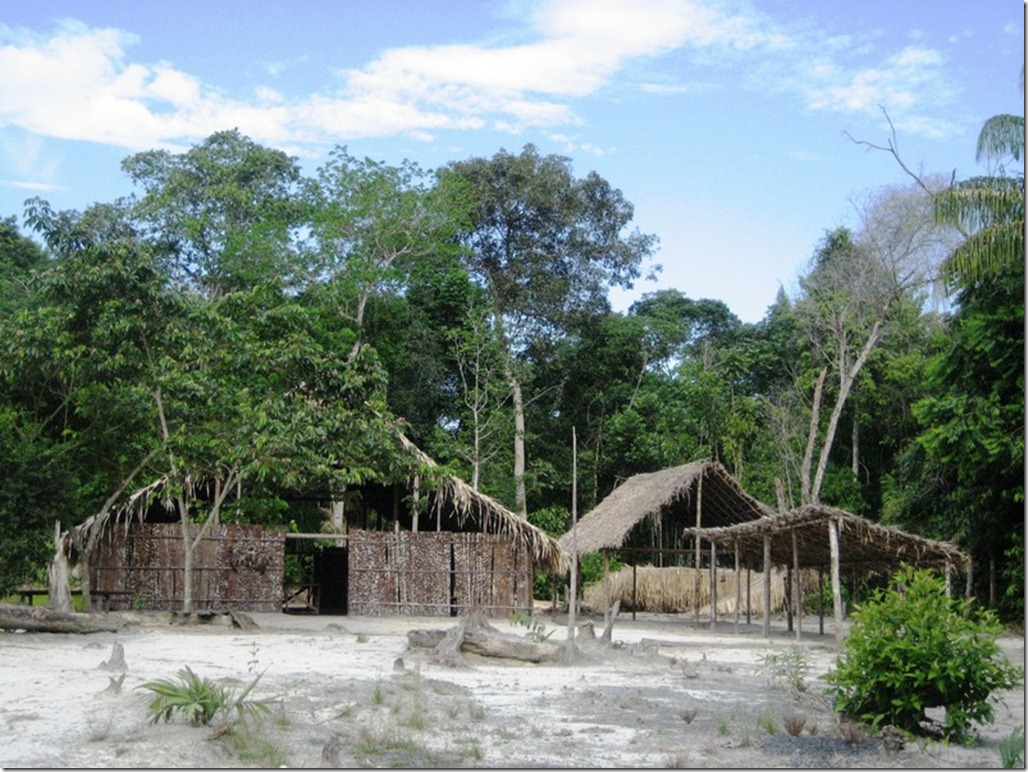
[52,441,567,618]
[560,460,970,647]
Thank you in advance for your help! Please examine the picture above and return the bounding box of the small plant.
[246,641,261,675]
[371,680,385,706]
[138,666,269,727]
[999,725,1025,768]
[781,713,806,737]
[716,718,730,736]
[756,647,810,692]
[825,565,1024,739]
[757,708,779,736]
[509,611,554,643]
[356,633,369,643]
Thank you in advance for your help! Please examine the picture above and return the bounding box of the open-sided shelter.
[560,460,970,646]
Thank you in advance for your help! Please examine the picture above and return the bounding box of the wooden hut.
[55,443,567,618]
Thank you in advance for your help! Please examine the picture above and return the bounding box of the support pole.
[734,540,741,634]
[603,550,611,630]
[792,530,801,640]
[828,517,843,649]
[694,473,703,629]
[818,567,824,636]
[965,558,974,600]
[746,568,751,625]
[709,541,717,630]
[762,532,771,639]
[944,562,952,598]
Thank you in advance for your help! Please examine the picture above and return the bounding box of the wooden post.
[792,530,801,640]
[762,532,771,638]
[568,427,579,646]
[632,561,638,621]
[709,541,717,630]
[828,517,843,649]
[965,558,974,600]
[694,473,703,629]
[944,562,952,598]
[746,568,751,625]
[734,540,741,634]
[785,564,793,632]
[818,567,825,636]
[603,550,611,630]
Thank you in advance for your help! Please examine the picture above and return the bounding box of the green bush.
[139,666,269,727]
[825,565,1023,739]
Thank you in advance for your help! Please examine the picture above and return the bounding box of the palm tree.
[935,68,1025,287]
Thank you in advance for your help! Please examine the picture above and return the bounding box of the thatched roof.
[398,436,568,574]
[62,438,569,575]
[558,460,776,556]
[681,504,969,573]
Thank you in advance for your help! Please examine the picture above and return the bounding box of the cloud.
[0,1,970,155]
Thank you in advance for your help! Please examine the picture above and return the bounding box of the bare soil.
[0,609,1023,768]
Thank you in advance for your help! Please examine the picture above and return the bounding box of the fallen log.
[0,603,125,633]
[407,613,560,664]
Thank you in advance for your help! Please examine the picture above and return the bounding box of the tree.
[935,70,1024,286]
[305,148,468,359]
[448,144,657,515]
[826,565,1023,739]
[122,129,304,297]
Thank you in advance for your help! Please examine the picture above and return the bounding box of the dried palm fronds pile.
[583,565,789,615]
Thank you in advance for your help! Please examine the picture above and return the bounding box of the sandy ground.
[0,608,1023,769]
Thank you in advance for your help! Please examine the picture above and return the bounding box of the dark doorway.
[313,547,348,614]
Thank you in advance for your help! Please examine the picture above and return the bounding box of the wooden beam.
[694,474,702,629]
[709,541,717,630]
[792,530,801,641]
[762,532,771,638]
[734,540,741,634]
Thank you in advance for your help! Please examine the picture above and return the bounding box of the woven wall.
[348,530,533,617]
[92,523,285,612]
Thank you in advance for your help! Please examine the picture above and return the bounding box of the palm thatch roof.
[681,504,969,573]
[558,460,776,556]
[61,438,568,575]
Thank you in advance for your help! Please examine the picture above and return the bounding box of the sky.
[0,1,1023,323]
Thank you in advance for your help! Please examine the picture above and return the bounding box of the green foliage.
[509,611,554,643]
[138,666,270,727]
[825,566,1024,739]
[756,647,811,693]
[999,725,1025,768]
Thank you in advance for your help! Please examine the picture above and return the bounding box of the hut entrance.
[282,535,349,615]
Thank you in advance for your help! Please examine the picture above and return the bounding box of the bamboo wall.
[92,523,285,612]
[347,530,533,616]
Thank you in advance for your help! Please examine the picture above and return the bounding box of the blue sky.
[1,1,1023,322]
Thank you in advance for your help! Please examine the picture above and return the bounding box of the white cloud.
[0,2,970,154]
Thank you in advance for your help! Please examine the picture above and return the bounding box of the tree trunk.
[510,374,527,517]
[812,322,881,503]
[46,521,74,614]
[800,368,827,505]
[0,604,124,633]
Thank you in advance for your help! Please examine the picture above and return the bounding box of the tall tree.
[122,129,304,297]
[447,144,657,515]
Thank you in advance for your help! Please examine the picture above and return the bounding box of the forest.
[0,98,1022,621]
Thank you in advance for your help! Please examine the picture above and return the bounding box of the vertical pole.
[793,530,801,640]
[694,473,703,629]
[709,541,717,630]
[944,562,952,598]
[568,427,579,646]
[965,558,974,600]
[818,567,825,636]
[734,540,741,634]
[829,517,843,650]
[632,560,637,621]
[603,550,611,630]
[746,567,752,625]
[762,532,771,638]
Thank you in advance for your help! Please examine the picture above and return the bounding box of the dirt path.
[0,611,1022,768]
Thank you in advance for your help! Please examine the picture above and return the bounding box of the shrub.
[139,666,269,727]
[825,565,1024,739]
